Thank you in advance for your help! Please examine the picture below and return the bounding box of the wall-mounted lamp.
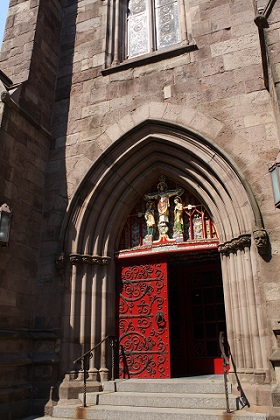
[269,152,280,208]
[0,203,12,246]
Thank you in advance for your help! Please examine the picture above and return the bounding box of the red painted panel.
[118,262,170,378]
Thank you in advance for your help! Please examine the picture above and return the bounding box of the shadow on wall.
[34,0,79,417]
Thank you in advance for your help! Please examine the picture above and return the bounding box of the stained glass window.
[127,0,180,58]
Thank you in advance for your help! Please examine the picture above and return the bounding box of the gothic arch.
[60,115,269,385]
[62,119,262,256]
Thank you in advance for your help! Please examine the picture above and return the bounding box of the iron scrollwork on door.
[118,262,170,378]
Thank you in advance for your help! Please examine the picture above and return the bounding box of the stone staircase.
[52,376,268,419]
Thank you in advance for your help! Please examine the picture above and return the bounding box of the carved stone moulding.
[70,254,111,266]
[218,234,251,255]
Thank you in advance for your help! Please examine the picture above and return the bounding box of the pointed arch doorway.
[168,257,225,377]
[60,120,269,388]
[116,182,226,379]
[117,252,225,379]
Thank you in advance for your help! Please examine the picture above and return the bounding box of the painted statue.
[144,176,183,238]
[173,196,184,237]
[144,201,156,238]
[193,214,203,239]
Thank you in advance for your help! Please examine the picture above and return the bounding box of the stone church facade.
[1,0,280,418]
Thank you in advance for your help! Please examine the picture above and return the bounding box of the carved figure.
[173,196,184,236]
[144,201,156,238]
[144,176,183,238]
[193,214,203,239]
[253,229,269,255]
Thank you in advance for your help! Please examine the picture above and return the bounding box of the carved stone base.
[272,385,280,407]
[88,368,99,381]
[268,407,280,420]
[143,235,153,246]
[59,374,102,400]
[99,367,109,382]
[231,382,272,408]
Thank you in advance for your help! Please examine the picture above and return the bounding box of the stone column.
[88,265,98,380]
[220,252,234,355]
[69,256,79,374]
[112,0,120,65]
[219,234,265,381]
[59,255,73,376]
[243,246,266,379]
[99,265,109,381]
[229,250,244,369]
[236,248,253,371]
[66,255,111,382]
[58,254,111,399]
[77,266,87,380]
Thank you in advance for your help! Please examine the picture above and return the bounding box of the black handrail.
[219,331,231,413]
[219,331,250,413]
[73,335,118,407]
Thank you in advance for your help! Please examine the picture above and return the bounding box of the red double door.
[118,257,226,378]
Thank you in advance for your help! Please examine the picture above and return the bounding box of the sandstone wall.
[1,0,280,413]
[38,0,280,375]
[0,0,63,128]
[0,0,64,417]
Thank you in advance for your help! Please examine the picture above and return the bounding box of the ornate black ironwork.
[219,331,231,413]
[119,263,169,378]
[73,335,118,407]
[219,331,250,413]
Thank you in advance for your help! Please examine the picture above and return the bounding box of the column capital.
[218,234,251,255]
[56,253,111,270]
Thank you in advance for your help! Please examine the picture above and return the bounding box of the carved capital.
[69,254,82,264]
[100,257,111,266]
[218,234,251,255]
[68,253,111,266]
[236,234,251,250]
[82,254,93,264]
[91,257,100,265]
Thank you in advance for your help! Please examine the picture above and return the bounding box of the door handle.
[155,311,166,326]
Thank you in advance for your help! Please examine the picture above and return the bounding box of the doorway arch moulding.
[58,106,270,393]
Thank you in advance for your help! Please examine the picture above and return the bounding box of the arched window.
[105,0,193,68]
[127,0,180,58]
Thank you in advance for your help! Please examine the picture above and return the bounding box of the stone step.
[103,376,229,394]
[52,377,267,419]
[53,404,267,420]
[84,390,236,410]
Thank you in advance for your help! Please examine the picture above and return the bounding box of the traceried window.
[104,0,193,69]
[127,0,180,58]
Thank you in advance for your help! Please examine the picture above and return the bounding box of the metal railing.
[219,331,231,413]
[219,331,250,413]
[73,335,118,407]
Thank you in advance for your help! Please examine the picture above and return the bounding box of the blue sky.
[0,0,10,48]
